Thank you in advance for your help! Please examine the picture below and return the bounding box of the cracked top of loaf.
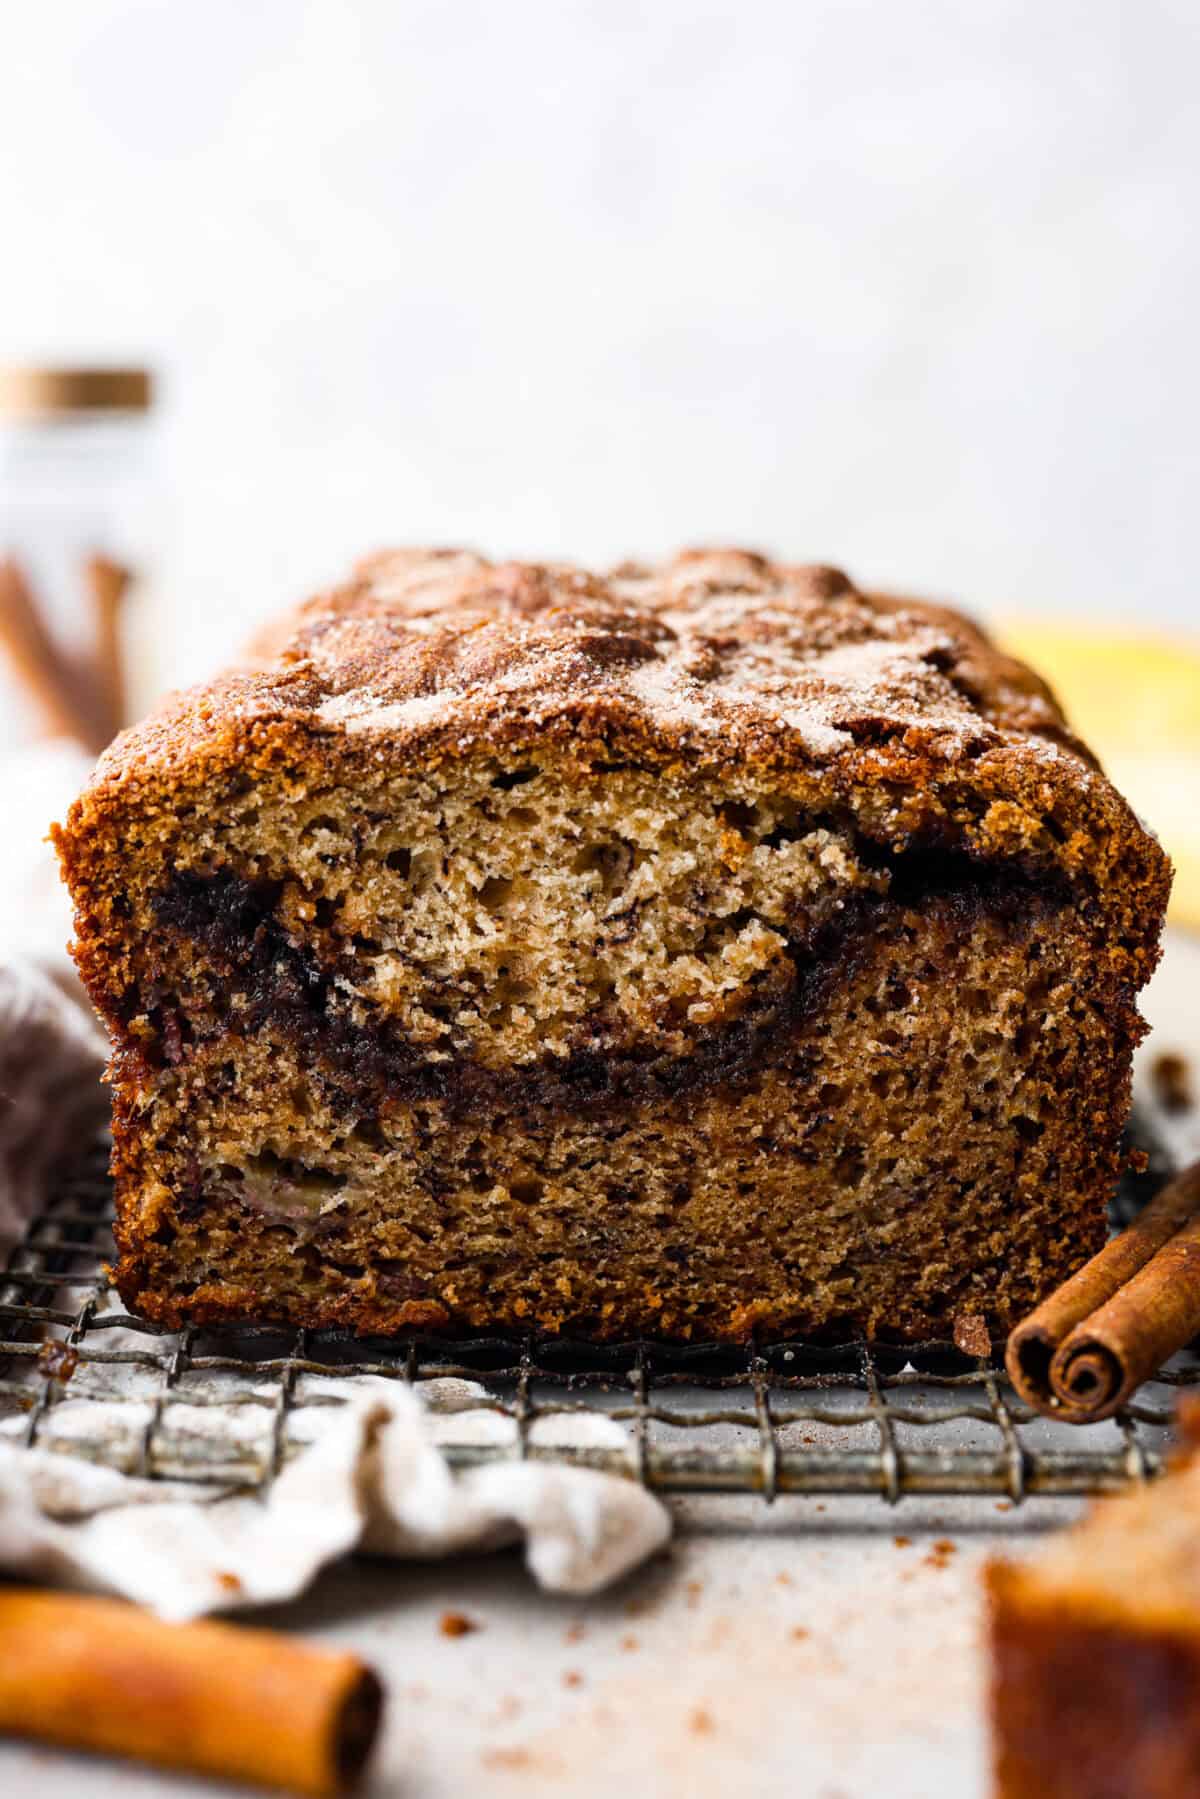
[67,546,1170,968]
[243,545,1087,763]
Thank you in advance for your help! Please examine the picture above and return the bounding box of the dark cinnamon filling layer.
[130,856,1074,1124]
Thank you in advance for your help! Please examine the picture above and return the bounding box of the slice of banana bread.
[53,549,1170,1340]
[988,1419,1200,1799]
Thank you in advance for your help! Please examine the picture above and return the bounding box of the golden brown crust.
[92,546,1093,794]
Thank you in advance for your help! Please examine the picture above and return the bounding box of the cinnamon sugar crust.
[54,549,1171,1340]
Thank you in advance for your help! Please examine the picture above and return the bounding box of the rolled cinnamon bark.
[1007,1160,1200,1423]
[84,552,133,743]
[0,1589,383,1795]
[0,557,92,744]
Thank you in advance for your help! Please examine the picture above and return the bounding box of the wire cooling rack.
[1,1137,1196,1506]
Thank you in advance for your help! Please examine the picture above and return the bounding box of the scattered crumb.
[1174,1391,1200,1451]
[213,1571,242,1594]
[953,1312,991,1358]
[815,1503,826,1513]
[893,1534,912,1549]
[995,1501,1012,1513]
[564,1621,586,1644]
[933,1537,956,1555]
[1152,1051,1194,1115]
[440,1610,480,1638]
[775,1570,794,1587]
[791,1626,810,1641]
[481,1746,565,1775]
[689,1706,716,1735]
[483,1747,532,1772]
[37,1340,78,1383]
[923,1538,957,1570]
[562,1669,584,1690]
[1127,1146,1150,1174]
[620,1633,640,1652]
[624,1594,650,1617]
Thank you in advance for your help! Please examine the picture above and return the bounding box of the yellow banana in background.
[997,621,1200,931]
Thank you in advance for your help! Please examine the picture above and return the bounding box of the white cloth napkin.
[0,1379,670,1619]
[0,744,107,1253]
[0,745,672,1608]
[0,957,107,1249]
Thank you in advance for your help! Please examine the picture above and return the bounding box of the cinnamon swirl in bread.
[54,549,1170,1340]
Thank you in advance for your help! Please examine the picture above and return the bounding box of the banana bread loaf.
[988,1410,1200,1798]
[54,548,1171,1340]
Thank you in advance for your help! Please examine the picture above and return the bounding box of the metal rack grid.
[1,1140,1196,1506]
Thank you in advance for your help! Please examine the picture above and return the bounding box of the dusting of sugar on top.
[234,547,1090,772]
[318,689,454,733]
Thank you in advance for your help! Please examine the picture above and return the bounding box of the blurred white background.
[2,0,1197,695]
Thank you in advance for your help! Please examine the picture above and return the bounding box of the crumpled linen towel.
[0,956,107,1249]
[0,743,106,1253]
[0,1379,670,1618]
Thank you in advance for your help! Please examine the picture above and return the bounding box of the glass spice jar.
[0,366,156,754]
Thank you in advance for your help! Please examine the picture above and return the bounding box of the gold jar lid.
[0,366,153,419]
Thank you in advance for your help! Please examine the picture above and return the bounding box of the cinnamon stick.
[0,556,92,744]
[0,1589,383,1795]
[84,551,133,742]
[1006,1159,1200,1423]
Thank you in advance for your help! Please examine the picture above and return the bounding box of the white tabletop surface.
[4,930,1198,1799]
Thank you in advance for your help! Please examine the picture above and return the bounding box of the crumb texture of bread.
[988,1454,1200,1799]
[54,548,1171,1340]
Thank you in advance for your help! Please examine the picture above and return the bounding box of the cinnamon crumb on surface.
[482,1747,531,1771]
[482,1744,566,1775]
[440,1610,480,1637]
[1152,1051,1194,1114]
[953,1311,991,1357]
